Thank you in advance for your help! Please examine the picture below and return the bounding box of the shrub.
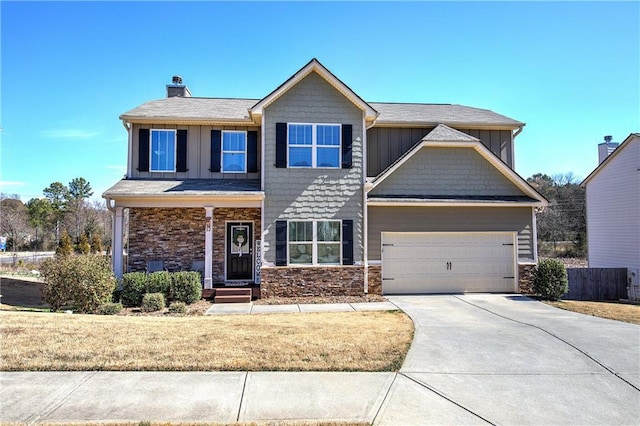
[142,293,165,312]
[147,271,171,299]
[168,301,186,314]
[90,233,103,254]
[40,255,116,313]
[98,302,123,315]
[170,271,202,304]
[121,272,148,307]
[534,259,568,301]
[56,231,73,257]
[77,234,91,255]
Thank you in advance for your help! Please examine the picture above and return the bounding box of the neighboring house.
[103,59,547,297]
[581,133,640,296]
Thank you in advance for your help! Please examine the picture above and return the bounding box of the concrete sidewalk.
[206,301,398,315]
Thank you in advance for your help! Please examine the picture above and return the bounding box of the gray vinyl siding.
[368,206,534,263]
[585,138,640,270]
[263,72,364,264]
[130,123,261,180]
[370,147,524,197]
[367,127,513,177]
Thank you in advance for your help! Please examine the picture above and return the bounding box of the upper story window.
[288,123,340,168]
[150,129,176,172]
[222,131,247,173]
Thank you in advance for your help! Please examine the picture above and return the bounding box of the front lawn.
[546,300,640,325]
[0,310,413,372]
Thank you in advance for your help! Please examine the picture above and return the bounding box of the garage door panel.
[382,232,516,294]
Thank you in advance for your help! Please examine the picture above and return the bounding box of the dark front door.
[226,222,253,281]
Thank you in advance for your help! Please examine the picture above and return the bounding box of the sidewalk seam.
[236,372,249,422]
[371,372,397,424]
[27,371,97,424]
[453,295,640,392]
[400,373,495,425]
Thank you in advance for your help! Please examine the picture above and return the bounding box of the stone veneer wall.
[128,208,205,272]
[518,264,536,294]
[260,266,364,298]
[212,208,261,283]
[367,265,382,295]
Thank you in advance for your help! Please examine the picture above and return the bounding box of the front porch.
[124,206,262,291]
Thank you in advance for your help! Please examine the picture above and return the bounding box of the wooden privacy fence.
[565,268,628,301]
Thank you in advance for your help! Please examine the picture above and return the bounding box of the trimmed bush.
[170,271,202,304]
[168,301,186,314]
[40,255,116,313]
[147,271,171,299]
[142,293,165,312]
[121,272,148,307]
[98,302,123,315]
[534,259,568,301]
[90,233,103,254]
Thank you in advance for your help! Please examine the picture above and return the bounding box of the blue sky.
[2,1,638,202]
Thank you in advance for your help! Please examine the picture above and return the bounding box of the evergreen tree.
[56,230,73,257]
[90,233,103,254]
[78,234,91,255]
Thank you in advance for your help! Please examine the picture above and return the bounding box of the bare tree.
[0,195,30,251]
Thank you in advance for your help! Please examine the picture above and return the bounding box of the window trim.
[287,219,342,266]
[287,123,341,169]
[150,129,177,173]
[221,130,248,174]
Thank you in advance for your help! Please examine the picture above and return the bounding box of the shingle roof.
[120,97,523,128]
[120,97,258,122]
[369,102,523,127]
[103,179,262,197]
[420,124,479,142]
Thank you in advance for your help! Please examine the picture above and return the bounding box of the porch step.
[202,289,215,300]
[214,287,252,304]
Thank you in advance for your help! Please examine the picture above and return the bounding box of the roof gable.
[368,124,546,205]
[581,133,640,187]
[250,58,378,121]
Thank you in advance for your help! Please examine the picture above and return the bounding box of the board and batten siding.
[586,137,640,269]
[367,127,513,177]
[262,72,364,265]
[369,147,523,197]
[129,123,261,180]
[368,206,535,263]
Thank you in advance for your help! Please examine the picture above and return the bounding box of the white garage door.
[381,232,517,294]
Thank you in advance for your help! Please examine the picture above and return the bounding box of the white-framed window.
[288,220,341,265]
[150,129,176,172]
[222,131,247,173]
[288,123,340,168]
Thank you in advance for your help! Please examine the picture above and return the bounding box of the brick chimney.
[166,75,191,98]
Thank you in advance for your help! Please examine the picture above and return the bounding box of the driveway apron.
[378,295,640,426]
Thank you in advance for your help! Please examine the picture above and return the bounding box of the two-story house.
[103,59,547,299]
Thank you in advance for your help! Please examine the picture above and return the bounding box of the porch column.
[112,206,124,281]
[204,207,214,289]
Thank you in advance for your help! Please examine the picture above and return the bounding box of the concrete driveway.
[378,294,640,425]
[1,295,638,425]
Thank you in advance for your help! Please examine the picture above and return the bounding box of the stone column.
[112,206,125,280]
[204,207,214,289]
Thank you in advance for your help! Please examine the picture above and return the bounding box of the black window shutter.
[247,131,258,173]
[176,130,188,172]
[210,130,221,172]
[137,129,150,172]
[342,219,354,265]
[275,220,288,266]
[275,122,287,168]
[342,124,353,169]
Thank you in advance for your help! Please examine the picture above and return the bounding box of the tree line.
[1,178,111,253]
[527,172,586,258]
